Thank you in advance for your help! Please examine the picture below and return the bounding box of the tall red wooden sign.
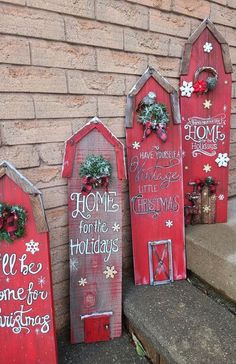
[180,19,233,223]
[125,67,186,285]
[0,161,57,364]
[62,118,126,344]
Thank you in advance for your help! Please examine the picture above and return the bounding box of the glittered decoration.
[203,42,213,53]
[25,239,39,255]
[215,153,230,167]
[180,81,194,97]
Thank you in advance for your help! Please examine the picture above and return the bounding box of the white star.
[215,153,230,167]
[112,222,120,232]
[203,205,211,213]
[180,81,194,97]
[70,257,79,272]
[132,141,140,150]
[203,42,213,53]
[165,220,173,228]
[6,277,10,283]
[25,240,39,255]
[203,164,212,173]
[203,99,212,109]
[78,277,87,286]
[38,276,46,288]
[103,266,118,279]
[218,194,224,201]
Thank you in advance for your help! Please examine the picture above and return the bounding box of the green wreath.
[79,155,112,194]
[137,91,169,142]
[0,203,26,242]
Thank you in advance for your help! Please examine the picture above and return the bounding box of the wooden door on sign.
[125,67,186,286]
[84,314,111,343]
[62,117,126,344]
[180,19,233,224]
[148,240,173,285]
[0,161,57,364]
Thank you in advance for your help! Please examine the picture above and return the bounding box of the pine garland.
[0,203,26,243]
[79,154,112,179]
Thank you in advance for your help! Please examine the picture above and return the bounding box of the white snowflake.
[78,277,87,286]
[70,257,79,271]
[132,141,140,150]
[203,205,211,213]
[218,194,224,201]
[25,240,40,255]
[165,220,173,228]
[203,164,212,173]
[103,266,118,279]
[180,81,194,97]
[215,153,230,167]
[112,222,120,232]
[6,277,10,283]
[203,99,212,109]
[203,42,213,53]
[38,276,46,288]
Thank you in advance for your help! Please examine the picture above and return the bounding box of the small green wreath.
[137,92,169,142]
[0,203,26,243]
[79,154,112,194]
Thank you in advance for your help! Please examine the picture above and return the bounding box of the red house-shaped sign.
[62,118,126,344]
[0,161,57,364]
[180,19,233,224]
[125,67,186,286]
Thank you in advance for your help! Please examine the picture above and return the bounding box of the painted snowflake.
[70,257,79,272]
[103,266,118,279]
[165,220,173,228]
[218,194,224,201]
[78,277,87,286]
[203,205,211,213]
[132,141,140,150]
[215,153,230,167]
[38,276,46,288]
[203,99,212,109]
[203,164,212,173]
[112,222,120,232]
[25,240,39,255]
[203,42,213,53]
[180,81,194,97]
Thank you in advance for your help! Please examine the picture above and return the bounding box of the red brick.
[68,70,125,95]
[124,28,169,55]
[97,49,148,75]
[1,119,72,145]
[0,4,65,40]
[0,145,39,168]
[0,35,30,65]
[98,96,126,117]
[27,0,94,18]
[150,10,191,37]
[0,65,67,93]
[30,39,96,70]
[33,94,97,119]
[65,17,123,50]
[96,0,148,29]
[0,94,34,119]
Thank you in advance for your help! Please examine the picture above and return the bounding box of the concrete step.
[186,197,236,302]
[123,278,236,364]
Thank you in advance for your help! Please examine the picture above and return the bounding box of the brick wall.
[0,0,235,331]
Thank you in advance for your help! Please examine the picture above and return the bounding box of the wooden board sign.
[180,19,233,224]
[62,118,126,344]
[0,161,57,364]
[125,67,186,286]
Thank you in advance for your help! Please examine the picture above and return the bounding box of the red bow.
[143,121,152,139]
[82,176,110,195]
[0,210,18,238]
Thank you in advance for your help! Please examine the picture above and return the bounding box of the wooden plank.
[180,22,232,223]
[125,71,186,285]
[62,119,125,344]
[29,194,48,233]
[0,174,57,364]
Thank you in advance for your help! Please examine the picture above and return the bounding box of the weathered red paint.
[0,167,57,364]
[126,70,186,285]
[62,118,126,344]
[180,20,232,223]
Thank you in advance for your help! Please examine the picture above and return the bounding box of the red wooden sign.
[125,67,186,286]
[0,161,57,364]
[180,19,233,224]
[62,118,126,344]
